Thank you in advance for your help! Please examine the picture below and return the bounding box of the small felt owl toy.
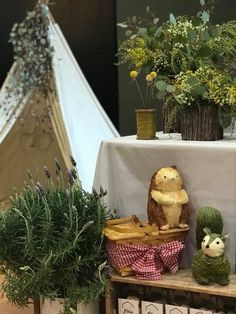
[192,228,230,286]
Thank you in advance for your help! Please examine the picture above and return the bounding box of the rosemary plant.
[0,158,108,313]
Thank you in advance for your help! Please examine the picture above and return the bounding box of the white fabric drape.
[50,21,119,191]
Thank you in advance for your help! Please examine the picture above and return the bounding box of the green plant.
[0,158,109,314]
[118,0,236,131]
[164,65,236,129]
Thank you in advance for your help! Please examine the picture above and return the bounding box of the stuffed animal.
[195,207,223,249]
[192,228,230,286]
[147,166,189,230]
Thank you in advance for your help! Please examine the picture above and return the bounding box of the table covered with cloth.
[93,132,236,271]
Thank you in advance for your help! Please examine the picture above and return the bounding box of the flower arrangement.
[129,69,158,140]
[118,0,236,137]
[166,65,236,128]
[0,158,109,313]
[129,70,157,109]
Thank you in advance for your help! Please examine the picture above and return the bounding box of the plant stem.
[134,79,146,108]
[33,297,40,314]
[145,82,150,108]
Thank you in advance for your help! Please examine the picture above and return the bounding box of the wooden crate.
[106,270,236,314]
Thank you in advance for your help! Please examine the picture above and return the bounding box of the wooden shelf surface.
[110,269,236,298]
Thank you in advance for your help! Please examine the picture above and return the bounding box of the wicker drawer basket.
[104,215,189,276]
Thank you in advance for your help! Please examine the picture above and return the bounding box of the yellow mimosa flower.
[146,74,153,82]
[150,71,157,79]
[129,70,138,79]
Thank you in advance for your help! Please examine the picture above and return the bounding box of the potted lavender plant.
[0,157,108,314]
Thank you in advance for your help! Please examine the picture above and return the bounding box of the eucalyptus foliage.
[0,158,109,313]
[3,1,55,127]
[118,0,236,131]
[8,2,54,97]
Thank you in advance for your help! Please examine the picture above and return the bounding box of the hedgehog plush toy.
[192,228,230,286]
[147,166,189,230]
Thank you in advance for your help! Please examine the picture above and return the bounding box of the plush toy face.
[201,234,225,257]
[154,167,182,192]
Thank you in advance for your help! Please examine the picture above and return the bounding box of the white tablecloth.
[93,133,236,271]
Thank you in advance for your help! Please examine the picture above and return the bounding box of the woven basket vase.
[181,103,223,141]
[135,109,157,140]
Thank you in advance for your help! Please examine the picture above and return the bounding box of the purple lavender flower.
[99,186,107,197]
[70,155,77,167]
[54,158,61,172]
[67,169,74,186]
[71,168,77,180]
[27,169,33,180]
[92,188,98,197]
[35,181,45,196]
[44,166,51,179]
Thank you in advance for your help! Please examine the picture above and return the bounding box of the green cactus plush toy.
[192,228,230,286]
[195,207,223,250]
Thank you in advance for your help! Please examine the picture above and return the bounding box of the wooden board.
[110,269,236,298]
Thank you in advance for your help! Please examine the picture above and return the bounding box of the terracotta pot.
[181,104,223,141]
[77,301,99,314]
[135,109,157,140]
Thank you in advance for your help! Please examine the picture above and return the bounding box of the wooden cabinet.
[105,269,236,314]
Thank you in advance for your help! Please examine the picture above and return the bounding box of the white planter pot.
[0,298,33,314]
[77,301,99,314]
[40,298,64,314]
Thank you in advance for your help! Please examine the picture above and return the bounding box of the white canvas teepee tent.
[0,1,119,207]
[49,17,119,189]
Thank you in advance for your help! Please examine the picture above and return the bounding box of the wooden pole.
[33,298,41,314]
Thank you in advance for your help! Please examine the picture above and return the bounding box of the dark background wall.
[0,0,119,128]
[0,1,235,136]
[117,0,236,135]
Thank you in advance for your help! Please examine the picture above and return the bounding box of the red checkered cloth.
[106,240,185,280]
